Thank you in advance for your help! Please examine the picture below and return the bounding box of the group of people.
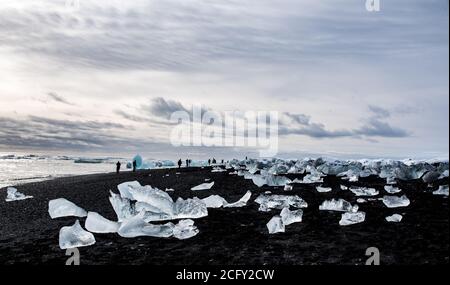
[115,160,137,174]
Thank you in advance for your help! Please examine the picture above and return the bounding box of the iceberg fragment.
[280,207,303,225]
[381,195,410,208]
[319,199,358,212]
[85,212,120,233]
[340,185,348,191]
[109,191,135,222]
[356,198,367,203]
[385,214,403,223]
[172,219,199,240]
[266,216,285,234]
[48,198,87,219]
[59,220,96,249]
[191,182,214,191]
[117,213,174,238]
[433,185,448,196]
[349,187,379,197]
[127,185,174,215]
[202,195,227,208]
[284,184,293,191]
[255,194,308,211]
[117,181,141,200]
[173,197,208,220]
[5,187,33,202]
[339,212,366,226]
[316,186,332,193]
[384,185,402,194]
[224,191,252,208]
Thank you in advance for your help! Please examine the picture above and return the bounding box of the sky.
[0,0,448,160]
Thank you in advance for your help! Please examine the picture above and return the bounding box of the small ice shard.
[356,198,367,203]
[202,195,227,208]
[385,214,403,223]
[316,186,332,193]
[224,191,252,208]
[319,199,358,212]
[172,219,199,240]
[48,198,87,219]
[59,220,96,249]
[280,207,303,225]
[117,181,141,200]
[266,216,285,234]
[284,184,293,191]
[433,185,449,196]
[205,178,211,182]
[340,185,348,191]
[349,187,379,197]
[165,188,175,192]
[109,191,135,222]
[384,185,402,194]
[300,174,323,184]
[211,167,226,173]
[255,194,308,210]
[191,182,214,191]
[118,213,174,238]
[5,187,33,202]
[381,195,410,208]
[85,212,120,233]
[339,211,366,226]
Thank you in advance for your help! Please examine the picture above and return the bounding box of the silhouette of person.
[116,161,121,174]
[212,158,216,164]
[186,159,189,168]
[221,159,224,164]
[132,160,137,172]
[177,159,182,169]
[208,159,211,165]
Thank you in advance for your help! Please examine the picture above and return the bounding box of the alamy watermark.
[366,0,381,12]
[169,105,279,157]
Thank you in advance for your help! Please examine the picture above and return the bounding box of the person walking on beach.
[185,159,189,168]
[212,158,216,164]
[177,159,182,169]
[116,161,121,174]
[208,159,211,165]
[132,160,137,172]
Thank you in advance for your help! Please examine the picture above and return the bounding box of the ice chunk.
[172,219,199,240]
[48,198,87,219]
[266,216,285,234]
[300,173,323,184]
[173,197,208,219]
[85,212,120,233]
[109,191,135,222]
[340,185,348,191]
[224,191,252,208]
[319,199,358,212]
[127,185,174,215]
[284,184,293,191]
[381,195,410,208]
[439,170,449,179]
[385,214,403,223]
[349,187,379,197]
[202,195,227,208]
[384,185,402,194]
[5,187,33,202]
[59,220,96,249]
[117,181,141,200]
[422,171,440,183]
[356,198,367,203]
[433,185,449,196]
[191,182,214,191]
[339,212,366,226]
[250,174,292,187]
[280,207,303,225]
[211,167,226,173]
[165,188,175,192]
[118,213,174,238]
[316,186,332,193]
[255,194,308,211]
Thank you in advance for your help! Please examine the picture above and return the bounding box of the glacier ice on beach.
[191,182,214,191]
[85,212,120,233]
[316,186,332,193]
[172,219,199,240]
[250,174,292,187]
[59,220,96,249]
[299,173,323,184]
[381,195,410,208]
[340,185,348,191]
[266,216,285,234]
[202,191,252,208]
[117,212,174,238]
[224,191,252,208]
[384,185,402,194]
[319,199,358,212]
[255,194,308,211]
[280,207,303,225]
[356,198,367,203]
[339,211,366,226]
[349,187,379,197]
[109,191,135,222]
[117,181,141,200]
[173,197,208,220]
[284,184,293,191]
[127,185,175,215]
[385,214,403,223]
[433,185,449,196]
[48,198,87,219]
[5,187,33,202]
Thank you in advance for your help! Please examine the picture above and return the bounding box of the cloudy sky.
[0,0,448,159]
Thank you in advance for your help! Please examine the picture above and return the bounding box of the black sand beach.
[0,167,448,265]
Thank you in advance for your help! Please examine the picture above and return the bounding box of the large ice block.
[109,191,135,222]
[381,195,410,208]
[117,213,174,238]
[339,211,366,226]
[280,207,303,225]
[319,199,358,212]
[255,194,308,211]
[85,212,120,233]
